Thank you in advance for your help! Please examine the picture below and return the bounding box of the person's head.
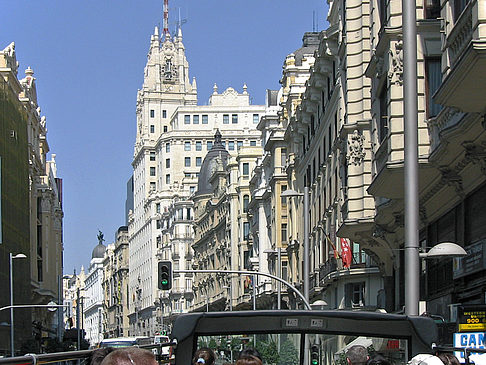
[236,355,263,365]
[346,345,369,365]
[436,353,460,365]
[100,348,157,365]
[239,348,262,362]
[367,353,390,365]
[193,347,216,365]
[90,348,114,365]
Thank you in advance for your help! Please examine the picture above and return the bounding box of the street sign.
[453,332,486,363]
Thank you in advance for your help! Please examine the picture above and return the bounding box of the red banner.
[340,238,352,269]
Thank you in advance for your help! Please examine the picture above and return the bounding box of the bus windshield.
[171,310,438,365]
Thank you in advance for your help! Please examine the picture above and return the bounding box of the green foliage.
[255,340,279,365]
[279,340,298,365]
[208,338,218,350]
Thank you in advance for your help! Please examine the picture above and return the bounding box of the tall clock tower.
[134,26,197,154]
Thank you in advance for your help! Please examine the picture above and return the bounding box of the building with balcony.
[129,20,264,335]
[1,42,63,354]
[83,235,106,346]
[103,226,130,339]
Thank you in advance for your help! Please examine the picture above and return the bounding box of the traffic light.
[158,261,172,290]
[310,345,320,365]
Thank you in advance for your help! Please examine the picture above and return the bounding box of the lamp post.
[9,252,26,357]
[281,187,310,305]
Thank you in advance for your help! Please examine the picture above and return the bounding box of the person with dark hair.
[99,347,158,365]
[238,348,262,362]
[236,355,263,365]
[367,353,390,365]
[193,347,216,365]
[89,348,115,365]
[346,345,369,365]
[436,353,460,365]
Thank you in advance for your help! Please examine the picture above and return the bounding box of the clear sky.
[3,1,328,275]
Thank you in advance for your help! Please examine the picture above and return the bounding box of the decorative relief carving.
[463,141,486,175]
[347,130,365,166]
[439,166,464,198]
[388,39,403,85]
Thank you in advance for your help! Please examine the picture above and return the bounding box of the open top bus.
[171,310,438,365]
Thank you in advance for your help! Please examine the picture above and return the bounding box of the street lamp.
[10,252,26,357]
[419,242,468,259]
[281,187,310,306]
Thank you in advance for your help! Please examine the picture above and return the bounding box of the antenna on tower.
[163,0,170,38]
[312,10,318,32]
[174,7,187,35]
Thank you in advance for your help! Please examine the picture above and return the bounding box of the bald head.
[100,348,157,365]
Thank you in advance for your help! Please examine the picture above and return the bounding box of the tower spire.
[163,0,170,38]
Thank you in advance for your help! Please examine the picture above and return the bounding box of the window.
[163,126,168,132]
[379,84,389,143]
[243,195,249,213]
[150,167,156,176]
[237,141,243,149]
[196,157,202,166]
[193,115,199,124]
[184,115,190,124]
[150,109,155,118]
[185,173,191,178]
[165,143,170,153]
[228,141,235,150]
[243,222,250,240]
[150,181,156,191]
[281,185,287,206]
[150,152,156,161]
[163,110,167,118]
[345,282,365,308]
[156,203,160,213]
[453,0,470,21]
[253,114,259,124]
[150,125,155,133]
[242,163,249,176]
[185,157,191,167]
[232,114,238,124]
[185,142,191,151]
[190,186,195,194]
[166,159,170,168]
[166,174,170,184]
[223,114,229,124]
[196,141,202,151]
[207,141,213,150]
[281,223,288,242]
[425,57,442,118]
[250,140,257,146]
[202,114,208,124]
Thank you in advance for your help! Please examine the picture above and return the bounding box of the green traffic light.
[161,279,168,285]
[312,360,318,365]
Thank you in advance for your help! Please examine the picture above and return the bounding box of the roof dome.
[92,243,106,259]
[196,129,229,196]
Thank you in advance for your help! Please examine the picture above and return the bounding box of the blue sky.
[3,1,328,274]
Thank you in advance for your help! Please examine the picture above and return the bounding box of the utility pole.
[76,288,80,350]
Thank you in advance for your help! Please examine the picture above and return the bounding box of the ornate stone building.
[103,226,130,339]
[129,22,264,335]
[0,42,63,353]
[192,131,262,311]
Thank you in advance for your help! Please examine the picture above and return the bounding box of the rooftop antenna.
[174,7,187,35]
[163,0,170,38]
[312,11,318,32]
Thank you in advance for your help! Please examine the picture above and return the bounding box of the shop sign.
[453,240,486,279]
[453,332,486,363]
[458,305,486,332]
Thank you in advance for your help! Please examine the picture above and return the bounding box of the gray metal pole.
[277,247,281,310]
[252,275,257,310]
[10,253,14,357]
[77,288,80,350]
[303,186,310,305]
[403,0,420,316]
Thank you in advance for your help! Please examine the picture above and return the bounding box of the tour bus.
[99,336,152,348]
[2,310,483,365]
